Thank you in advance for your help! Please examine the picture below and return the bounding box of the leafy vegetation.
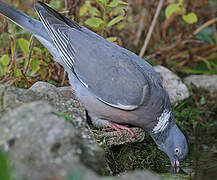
[80,0,128,42]
[0,0,217,178]
[165,0,198,24]
[0,0,216,87]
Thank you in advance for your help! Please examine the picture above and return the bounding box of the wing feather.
[35,8,74,69]
[35,3,150,111]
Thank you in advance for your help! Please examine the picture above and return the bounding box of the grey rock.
[0,83,162,180]
[0,83,106,179]
[184,75,217,96]
[56,165,161,180]
[0,83,85,126]
[30,81,63,98]
[0,101,79,179]
[116,170,160,180]
[154,65,190,103]
[58,86,75,99]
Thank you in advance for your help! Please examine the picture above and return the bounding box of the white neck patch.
[152,109,171,134]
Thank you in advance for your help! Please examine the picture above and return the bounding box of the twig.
[65,0,69,17]
[139,0,165,57]
[193,17,217,36]
[23,36,35,74]
[9,35,16,70]
[0,76,10,83]
[195,56,212,70]
[145,39,203,60]
[21,71,31,88]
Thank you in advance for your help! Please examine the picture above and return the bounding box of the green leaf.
[182,12,198,24]
[112,6,126,15]
[39,66,47,79]
[0,54,9,66]
[108,15,124,27]
[30,56,40,75]
[209,61,217,70]
[88,6,101,17]
[0,66,9,76]
[101,0,108,5]
[117,0,128,5]
[178,0,184,5]
[33,47,42,54]
[40,61,48,66]
[79,4,88,16]
[14,69,22,78]
[95,0,108,5]
[18,38,30,57]
[109,0,128,7]
[85,17,105,28]
[116,22,126,30]
[165,3,185,19]
[106,37,117,43]
[109,0,119,7]
[98,22,107,30]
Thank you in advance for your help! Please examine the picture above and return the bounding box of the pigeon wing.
[35,3,150,110]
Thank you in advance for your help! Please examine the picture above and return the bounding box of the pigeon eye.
[175,147,180,153]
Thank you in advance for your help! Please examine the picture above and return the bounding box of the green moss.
[102,135,170,175]
[53,112,74,125]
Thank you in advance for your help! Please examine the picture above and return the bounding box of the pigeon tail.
[0,0,46,39]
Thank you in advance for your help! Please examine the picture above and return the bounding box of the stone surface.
[154,65,190,103]
[95,127,145,146]
[0,82,162,180]
[58,86,75,99]
[0,83,105,179]
[116,170,160,180]
[0,82,164,180]
[184,75,217,96]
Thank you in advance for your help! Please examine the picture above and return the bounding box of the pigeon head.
[161,124,188,168]
[151,114,188,168]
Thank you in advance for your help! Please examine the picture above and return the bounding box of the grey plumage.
[0,1,188,167]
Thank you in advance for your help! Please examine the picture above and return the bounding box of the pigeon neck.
[151,109,171,134]
[150,117,176,145]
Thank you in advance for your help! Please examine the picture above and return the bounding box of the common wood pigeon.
[0,1,188,168]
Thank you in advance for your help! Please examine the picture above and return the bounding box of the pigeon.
[0,1,188,167]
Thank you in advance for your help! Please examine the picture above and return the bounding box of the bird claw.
[109,122,135,136]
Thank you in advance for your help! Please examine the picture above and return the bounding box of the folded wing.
[35,2,150,110]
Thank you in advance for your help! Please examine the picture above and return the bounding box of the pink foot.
[109,122,135,136]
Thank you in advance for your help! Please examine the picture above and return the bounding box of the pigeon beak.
[174,155,179,168]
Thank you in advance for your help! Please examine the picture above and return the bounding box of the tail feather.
[0,0,60,60]
[0,1,47,39]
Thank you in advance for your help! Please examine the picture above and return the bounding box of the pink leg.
[109,122,135,136]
